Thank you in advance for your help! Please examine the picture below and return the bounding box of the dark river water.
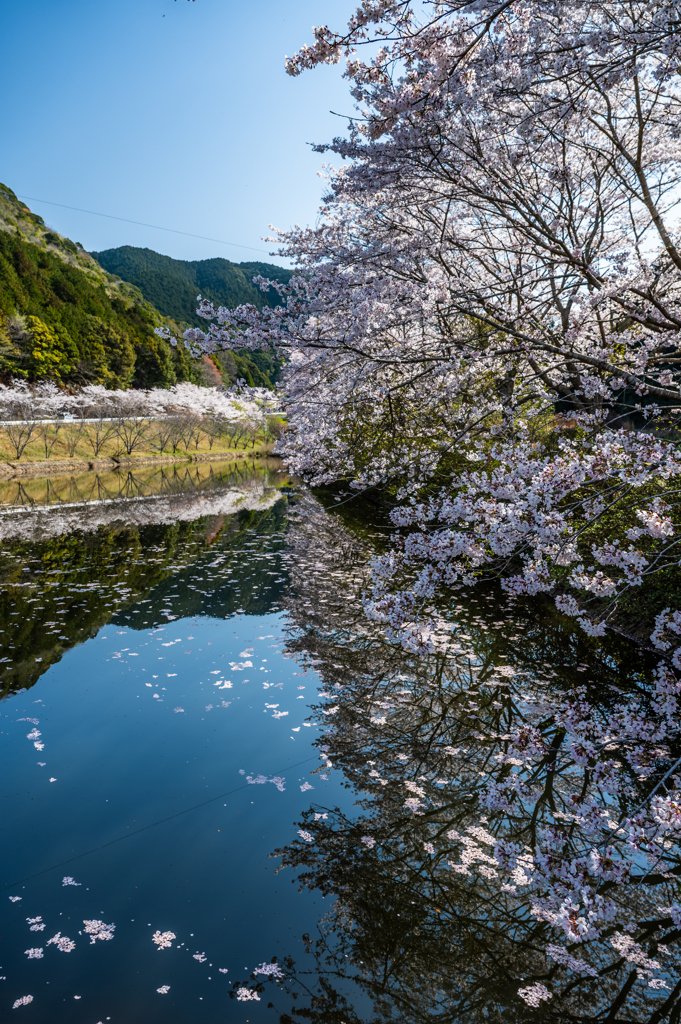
[0,460,677,1023]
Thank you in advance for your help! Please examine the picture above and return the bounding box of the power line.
[2,755,318,891]
[11,193,273,255]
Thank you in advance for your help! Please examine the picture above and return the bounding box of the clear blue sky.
[0,0,357,264]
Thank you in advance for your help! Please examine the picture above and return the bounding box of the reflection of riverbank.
[0,459,289,541]
[0,447,277,483]
[0,464,292,697]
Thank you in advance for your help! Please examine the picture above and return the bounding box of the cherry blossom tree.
[0,381,276,464]
[177,0,681,652]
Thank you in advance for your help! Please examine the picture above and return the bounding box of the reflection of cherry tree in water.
[240,496,681,1022]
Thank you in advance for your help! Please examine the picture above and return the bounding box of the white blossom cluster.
[152,930,176,950]
[46,933,76,953]
[253,961,284,980]
[82,919,115,944]
[0,381,274,424]
[236,986,261,1001]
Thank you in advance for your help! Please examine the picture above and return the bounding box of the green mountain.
[0,185,288,390]
[0,184,198,388]
[91,246,293,389]
[90,246,292,326]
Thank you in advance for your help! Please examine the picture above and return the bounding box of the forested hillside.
[91,246,291,389]
[91,246,292,327]
[0,184,198,388]
[0,185,284,390]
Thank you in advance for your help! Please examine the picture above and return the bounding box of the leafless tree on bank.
[35,421,62,460]
[112,416,150,457]
[3,419,36,460]
[82,409,115,458]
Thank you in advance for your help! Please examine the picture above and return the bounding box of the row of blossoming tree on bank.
[0,382,282,461]
[165,0,681,1014]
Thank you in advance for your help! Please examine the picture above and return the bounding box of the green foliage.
[266,415,286,440]
[91,245,291,388]
[130,333,178,389]
[0,231,197,387]
[0,182,47,234]
[78,314,136,388]
[91,246,292,324]
[44,231,78,255]
[212,347,278,388]
[23,315,78,380]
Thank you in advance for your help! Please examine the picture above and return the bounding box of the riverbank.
[0,444,277,478]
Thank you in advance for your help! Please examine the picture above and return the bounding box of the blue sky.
[0,0,357,264]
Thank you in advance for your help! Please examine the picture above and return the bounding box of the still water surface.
[1,460,679,1023]
[1,462,355,1022]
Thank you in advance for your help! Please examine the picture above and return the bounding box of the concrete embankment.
[0,447,277,479]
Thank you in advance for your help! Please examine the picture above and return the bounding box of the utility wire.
[2,755,318,891]
[9,193,272,255]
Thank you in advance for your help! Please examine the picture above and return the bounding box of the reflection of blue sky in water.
[0,473,357,1022]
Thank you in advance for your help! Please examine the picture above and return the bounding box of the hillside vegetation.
[0,184,199,389]
[92,246,292,388]
[0,185,284,390]
[91,246,292,326]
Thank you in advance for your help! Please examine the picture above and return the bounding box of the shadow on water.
[237,491,681,1024]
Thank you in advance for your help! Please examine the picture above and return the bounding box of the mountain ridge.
[0,185,284,389]
[91,246,292,388]
[91,246,292,328]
